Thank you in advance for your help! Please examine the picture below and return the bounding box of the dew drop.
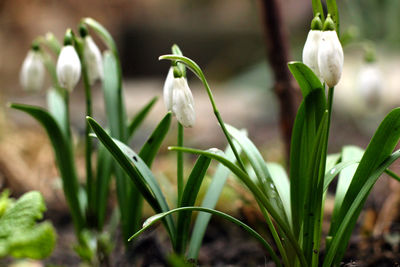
[142,213,164,228]
[330,168,336,174]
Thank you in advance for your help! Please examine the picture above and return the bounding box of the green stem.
[75,37,95,226]
[326,87,334,137]
[64,91,72,139]
[258,199,290,267]
[177,123,184,206]
[199,77,245,171]
[384,168,400,182]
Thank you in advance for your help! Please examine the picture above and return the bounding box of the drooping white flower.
[317,15,343,88]
[163,67,174,111]
[171,77,195,127]
[303,30,322,78]
[357,63,383,106]
[57,45,81,92]
[84,36,103,85]
[20,50,45,92]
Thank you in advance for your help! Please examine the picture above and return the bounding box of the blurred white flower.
[303,30,322,78]
[172,77,195,127]
[84,36,103,85]
[357,63,383,106]
[20,50,45,92]
[318,30,344,88]
[57,45,81,92]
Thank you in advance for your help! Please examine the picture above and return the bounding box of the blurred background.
[0,0,399,264]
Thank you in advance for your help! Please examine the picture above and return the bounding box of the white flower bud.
[317,30,344,88]
[84,36,103,85]
[57,45,81,92]
[20,50,45,92]
[357,63,383,106]
[302,30,322,78]
[163,67,174,111]
[172,77,195,127]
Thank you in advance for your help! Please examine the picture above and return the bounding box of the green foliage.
[0,191,56,259]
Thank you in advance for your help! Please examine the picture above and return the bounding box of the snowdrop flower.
[83,36,103,85]
[163,67,174,111]
[20,46,45,92]
[57,33,81,92]
[357,63,383,106]
[318,15,344,88]
[302,14,323,78]
[163,68,195,127]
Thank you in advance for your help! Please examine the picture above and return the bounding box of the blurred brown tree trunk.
[259,0,300,164]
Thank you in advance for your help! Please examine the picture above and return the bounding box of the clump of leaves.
[0,190,56,259]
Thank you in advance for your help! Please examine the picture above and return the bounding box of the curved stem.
[258,199,290,266]
[177,123,184,206]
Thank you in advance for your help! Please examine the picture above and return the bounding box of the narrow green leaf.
[323,149,400,267]
[102,51,123,139]
[266,162,291,224]
[87,117,176,243]
[325,153,341,173]
[323,160,359,193]
[328,108,400,265]
[176,155,211,254]
[127,96,158,140]
[138,112,171,166]
[129,112,172,233]
[288,61,324,98]
[188,145,238,259]
[169,146,307,266]
[10,103,85,231]
[225,124,288,223]
[302,111,328,264]
[329,146,364,238]
[46,89,68,138]
[129,206,282,267]
[95,144,113,230]
[289,89,326,238]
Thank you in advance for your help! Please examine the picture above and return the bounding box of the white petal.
[57,45,81,92]
[20,51,45,92]
[84,36,103,85]
[317,31,343,88]
[302,30,322,78]
[163,68,174,111]
[172,77,195,127]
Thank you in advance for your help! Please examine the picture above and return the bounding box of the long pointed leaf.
[129,207,282,267]
[10,103,85,231]
[169,146,307,266]
[176,155,211,254]
[130,112,172,232]
[323,149,400,267]
[328,108,400,265]
[328,146,364,238]
[225,125,288,224]
[187,145,238,259]
[87,117,176,243]
[127,96,158,141]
